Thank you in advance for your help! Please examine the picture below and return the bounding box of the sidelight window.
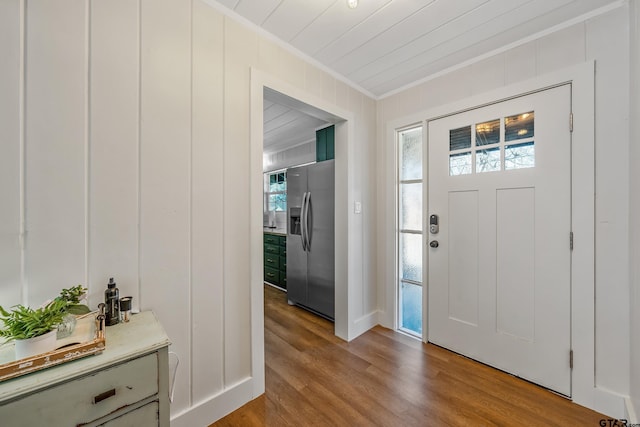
[397,126,423,337]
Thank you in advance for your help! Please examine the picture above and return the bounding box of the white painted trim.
[170,377,253,427]
[351,310,380,338]
[626,396,638,423]
[250,67,362,397]
[381,61,628,418]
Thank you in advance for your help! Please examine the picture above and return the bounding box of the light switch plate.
[354,201,362,214]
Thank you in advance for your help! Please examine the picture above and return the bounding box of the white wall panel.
[25,0,87,305]
[586,8,631,394]
[363,95,377,314]
[0,0,22,308]
[223,17,256,385]
[304,63,324,100]
[320,70,336,105]
[89,0,140,308]
[629,0,640,418]
[470,55,505,95]
[504,42,536,85]
[140,0,192,413]
[191,0,225,402]
[536,23,586,75]
[278,50,305,90]
[6,1,377,424]
[257,38,280,77]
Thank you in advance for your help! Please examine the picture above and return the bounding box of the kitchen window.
[265,171,287,212]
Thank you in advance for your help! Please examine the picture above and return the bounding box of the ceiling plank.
[262,0,337,42]
[234,0,281,26]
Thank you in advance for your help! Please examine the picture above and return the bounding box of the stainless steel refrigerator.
[286,160,335,320]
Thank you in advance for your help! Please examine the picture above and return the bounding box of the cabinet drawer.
[101,400,159,426]
[264,266,280,285]
[280,245,286,256]
[264,243,279,255]
[280,256,286,270]
[280,271,287,289]
[279,236,286,247]
[264,234,279,245]
[264,253,280,269]
[0,353,158,426]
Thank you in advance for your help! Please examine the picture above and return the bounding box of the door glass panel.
[450,152,472,176]
[400,183,422,231]
[400,281,422,335]
[505,111,534,141]
[400,128,422,180]
[505,142,535,170]
[475,119,500,146]
[398,125,423,338]
[400,233,422,282]
[477,147,501,173]
[449,126,471,151]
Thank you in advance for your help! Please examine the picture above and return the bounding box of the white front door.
[427,85,572,396]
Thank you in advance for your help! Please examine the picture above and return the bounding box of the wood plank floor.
[212,285,605,426]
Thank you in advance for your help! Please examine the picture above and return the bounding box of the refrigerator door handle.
[306,192,312,249]
[301,192,308,252]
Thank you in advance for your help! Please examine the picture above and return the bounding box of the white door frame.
[249,69,359,398]
[383,61,598,409]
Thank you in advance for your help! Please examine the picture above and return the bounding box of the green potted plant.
[57,285,90,315]
[0,299,68,359]
[55,285,90,338]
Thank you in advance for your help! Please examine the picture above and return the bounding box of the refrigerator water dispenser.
[289,207,301,235]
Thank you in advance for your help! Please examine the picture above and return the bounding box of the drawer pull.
[93,388,116,404]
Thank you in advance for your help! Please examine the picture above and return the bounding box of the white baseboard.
[170,377,254,427]
[586,387,628,420]
[348,310,380,341]
[626,397,638,423]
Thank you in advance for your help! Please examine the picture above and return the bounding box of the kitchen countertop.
[263,227,287,236]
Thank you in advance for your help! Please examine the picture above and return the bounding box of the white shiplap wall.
[0,1,22,308]
[629,0,640,421]
[0,0,378,424]
[377,4,631,419]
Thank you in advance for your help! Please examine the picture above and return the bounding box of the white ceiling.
[211,0,619,98]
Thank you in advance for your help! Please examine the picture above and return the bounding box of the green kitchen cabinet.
[316,125,335,162]
[264,232,287,290]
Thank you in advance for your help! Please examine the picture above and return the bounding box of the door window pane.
[400,183,422,231]
[477,147,501,173]
[450,126,471,151]
[475,119,500,146]
[400,281,422,335]
[400,233,422,282]
[400,128,422,180]
[505,111,534,142]
[450,152,472,176]
[505,142,535,170]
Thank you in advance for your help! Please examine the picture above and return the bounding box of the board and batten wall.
[0,0,377,424]
[630,0,640,422]
[377,4,631,419]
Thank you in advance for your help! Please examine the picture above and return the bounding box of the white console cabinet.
[0,311,170,426]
